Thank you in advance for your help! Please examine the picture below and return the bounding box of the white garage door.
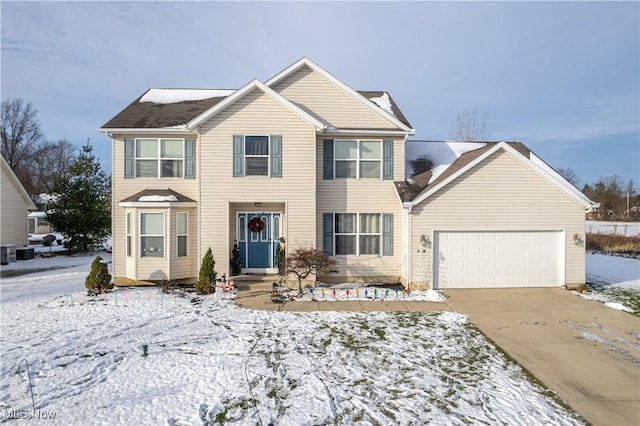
[433,231,564,289]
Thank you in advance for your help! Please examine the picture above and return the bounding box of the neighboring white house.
[101,57,592,289]
[1,156,36,247]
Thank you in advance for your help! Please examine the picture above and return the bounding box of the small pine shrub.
[85,256,113,295]
[196,248,216,295]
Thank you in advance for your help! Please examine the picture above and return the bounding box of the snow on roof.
[138,195,178,202]
[424,142,487,184]
[139,89,235,104]
[368,92,396,117]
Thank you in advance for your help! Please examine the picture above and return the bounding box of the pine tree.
[47,142,111,253]
[196,248,216,295]
[85,256,113,295]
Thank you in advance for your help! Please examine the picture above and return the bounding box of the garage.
[432,230,564,289]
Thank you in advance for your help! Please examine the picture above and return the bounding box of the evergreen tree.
[85,256,113,295]
[47,142,111,253]
[196,248,216,295]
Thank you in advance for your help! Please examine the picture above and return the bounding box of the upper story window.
[324,139,393,180]
[335,140,381,179]
[124,138,195,180]
[136,138,183,178]
[233,134,282,178]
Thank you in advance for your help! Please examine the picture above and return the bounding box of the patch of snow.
[425,142,486,184]
[368,92,396,117]
[139,89,234,104]
[138,195,178,202]
[586,252,640,289]
[604,302,634,313]
[585,221,640,236]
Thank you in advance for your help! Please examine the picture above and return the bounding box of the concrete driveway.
[442,288,640,426]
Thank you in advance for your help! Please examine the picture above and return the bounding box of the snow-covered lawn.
[0,254,585,425]
[585,220,640,236]
[584,252,640,315]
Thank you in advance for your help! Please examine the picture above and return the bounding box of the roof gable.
[404,142,592,208]
[266,57,414,133]
[186,79,326,130]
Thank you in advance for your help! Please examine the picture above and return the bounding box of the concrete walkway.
[235,287,640,426]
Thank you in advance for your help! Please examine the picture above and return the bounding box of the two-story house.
[102,58,591,290]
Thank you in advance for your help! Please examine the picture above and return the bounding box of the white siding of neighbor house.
[198,89,317,278]
[271,65,396,130]
[409,149,587,289]
[316,136,406,283]
[1,160,34,247]
[111,134,199,282]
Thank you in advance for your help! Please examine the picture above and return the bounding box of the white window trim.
[176,212,188,258]
[244,135,270,177]
[140,212,165,258]
[126,212,132,257]
[238,215,247,242]
[334,212,383,256]
[334,139,382,179]
[135,138,185,179]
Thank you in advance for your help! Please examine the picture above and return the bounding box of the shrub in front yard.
[196,248,216,295]
[85,256,113,295]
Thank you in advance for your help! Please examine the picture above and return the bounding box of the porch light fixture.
[420,234,430,247]
[573,233,583,245]
[254,202,262,207]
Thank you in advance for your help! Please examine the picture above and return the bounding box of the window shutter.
[271,135,282,178]
[323,139,334,180]
[382,213,393,256]
[383,139,393,180]
[233,135,244,177]
[185,139,195,179]
[124,138,134,179]
[323,213,334,256]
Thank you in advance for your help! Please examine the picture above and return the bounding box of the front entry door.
[238,213,281,270]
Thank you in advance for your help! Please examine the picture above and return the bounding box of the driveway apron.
[442,288,640,426]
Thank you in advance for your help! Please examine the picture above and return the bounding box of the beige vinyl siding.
[316,137,405,282]
[0,164,32,247]
[169,208,197,280]
[111,134,199,282]
[199,89,317,277]
[410,149,586,288]
[271,65,396,130]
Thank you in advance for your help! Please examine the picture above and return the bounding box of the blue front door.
[238,213,281,270]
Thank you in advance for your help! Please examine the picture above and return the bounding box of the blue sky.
[2,1,638,187]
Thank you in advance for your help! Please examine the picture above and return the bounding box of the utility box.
[16,247,35,260]
[1,245,17,265]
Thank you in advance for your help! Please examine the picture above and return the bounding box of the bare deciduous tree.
[452,108,489,141]
[557,167,580,187]
[1,98,44,169]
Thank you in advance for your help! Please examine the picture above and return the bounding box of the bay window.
[140,213,164,257]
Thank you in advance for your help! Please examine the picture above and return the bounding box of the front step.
[230,274,281,291]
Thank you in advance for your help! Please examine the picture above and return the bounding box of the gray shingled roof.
[396,142,532,202]
[102,91,228,129]
[102,88,412,130]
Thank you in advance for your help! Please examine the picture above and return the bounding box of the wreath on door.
[249,217,265,233]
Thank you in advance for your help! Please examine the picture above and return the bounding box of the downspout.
[406,204,413,289]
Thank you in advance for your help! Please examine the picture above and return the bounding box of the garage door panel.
[434,230,564,289]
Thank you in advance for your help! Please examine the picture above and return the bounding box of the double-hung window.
[135,138,184,178]
[125,138,195,179]
[334,140,381,179]
[245,136,269,176]
[324,212,393,256]
[140,213,164,257]
[233,135,282,177]
[177,212,188,257]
